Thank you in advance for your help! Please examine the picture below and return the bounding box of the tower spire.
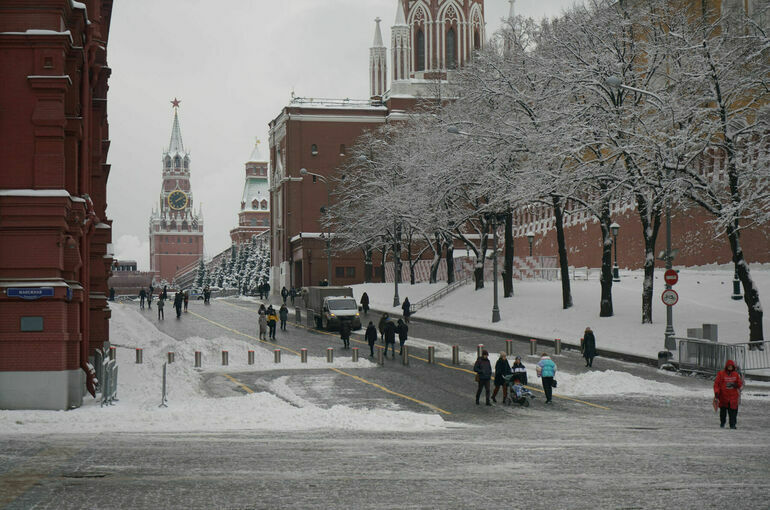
[391,0,410,83]
[370,18,387,99]
[167,98,185,156]
[508,0,516,18]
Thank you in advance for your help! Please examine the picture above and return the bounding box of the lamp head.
[610,222,620,236]
[605,76,622,89]
[526,231,535,243]
[299,168,308,176]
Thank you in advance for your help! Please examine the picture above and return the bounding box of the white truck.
[303,286,362,331]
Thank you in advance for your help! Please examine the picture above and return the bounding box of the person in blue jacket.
[536,353,557,404]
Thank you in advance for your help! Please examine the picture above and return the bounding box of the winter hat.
[482,349,489,356]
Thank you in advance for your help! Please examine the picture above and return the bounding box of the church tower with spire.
[370,17,388,99]
[148,99,204,284]
[230,140,270,246]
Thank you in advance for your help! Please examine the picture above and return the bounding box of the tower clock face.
[167,190,188,210]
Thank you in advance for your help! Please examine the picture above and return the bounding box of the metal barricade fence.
[677,338,745,375]
[736,341,770,372]
[100,357,119,407]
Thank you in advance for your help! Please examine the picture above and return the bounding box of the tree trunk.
[380,245,387,283]
[474,232,488,290]
[429,234,443,284]
[446,237,455,284]
[599,205,614,317]
[637,196,661,324]
[408,239,415,284]
[394,224,402,284]
[552,195,572,309]
[363,245,373,283]
[503,210,514,298]
[727,223,764,343]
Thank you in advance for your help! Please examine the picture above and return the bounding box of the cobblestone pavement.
[2,298,769,509]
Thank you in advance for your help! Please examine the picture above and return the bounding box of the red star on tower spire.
[171,97,181,108]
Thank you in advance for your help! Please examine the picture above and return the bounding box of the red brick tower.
[230,141,271,246]
[148,101,204,284]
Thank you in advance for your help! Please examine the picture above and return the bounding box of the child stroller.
[502,374,536,407]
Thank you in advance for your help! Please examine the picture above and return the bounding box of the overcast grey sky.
[107,0,580,270]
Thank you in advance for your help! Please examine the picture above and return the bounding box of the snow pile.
[0,304,447,435]
[553,370,709,397]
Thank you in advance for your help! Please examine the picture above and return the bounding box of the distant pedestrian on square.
[492,352,512,403]
[281,286,289,304]
[401,297,411,323]
[340,320,352,349]
[397,318,408,355]
[511,356,528,386]
[365,321,377,357]
[279,304,289,331]
[157,297,165,320]
[289,286,296,306]
[139,288,146,309]
[183,291,189,312]
[536,353,557,404]
[147,288,153,309]
[714,359,743,429]
[162,285,168,300]
[473,350,492,406]
[581,327,597,367]
[173,292,183,319]
[258,311,267,341]
[267,306,278,340]
[383,319,396,358]
[360,292,370,315]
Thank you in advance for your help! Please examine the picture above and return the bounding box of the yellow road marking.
[223,373,255,394]
[190,306,450,415]
[330,368,451,415]
[213,300,610,411]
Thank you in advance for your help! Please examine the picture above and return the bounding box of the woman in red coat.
[714,360,743,429]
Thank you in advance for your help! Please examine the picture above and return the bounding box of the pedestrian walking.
[173,292,183,319]
[360,292,370,315]
[383,319,396,358]
[378,313,389,342]
[109,287,115,301]
[183,291,189,312]
[157,297,165,320]
[162,285,168,300]
[492,352,512,403]
[267,306,278,340]
[258,283,264,300]
[401,297,411,323]
[203,285,210,304]
[365,321,377,357]
[139,288,146,309]
[289,286,296,306]
[581,327,597,367]
[147,287,153,309]
[473,350,493,406]
[279,304,289,331]
[397,318,408,355]
[281,286,289,304]
[511,356,528,386]
[340,320,352,349]
[258,311,267,341]
[714,359,744,429]
[536,353,557,404]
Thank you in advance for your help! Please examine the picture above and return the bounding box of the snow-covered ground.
[354,267,770,360]
[0,304,446,435]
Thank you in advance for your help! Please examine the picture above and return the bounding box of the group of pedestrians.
[474,350,557,406]
[373,313,408,358]
[257,303,289,341]
[139,285,192,321]
[280,286,297,306]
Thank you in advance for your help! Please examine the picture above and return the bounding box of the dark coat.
[582,331,597,358]
[511,361,528,385]
[340,321,351,340]
[378,315,388,334]
[139,289,146,298]
[401,298,411,317]
[279,307,289,321]
[473,357,492,380]
[494,357,512,386]
[360,293,369,307]
[281,287,289,298]
[365,325,378,345]
[384,321,396,344]
[397,321,408,343]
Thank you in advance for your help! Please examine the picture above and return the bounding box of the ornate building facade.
[230,142,270,246]
[148,102,204,284]
[0,0,114,409]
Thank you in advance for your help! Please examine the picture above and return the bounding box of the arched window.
[183,157,189,169]
[416,29,425,71]
[261,200,268,210]
[474,30,480,51]
[174,156,181,168]
[164,156,171,168]
[446,27,457,69]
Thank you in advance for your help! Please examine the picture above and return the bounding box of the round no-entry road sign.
[664,269,679,286]
[661,289,679,306]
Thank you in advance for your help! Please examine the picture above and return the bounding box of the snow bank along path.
[0,304,446,435]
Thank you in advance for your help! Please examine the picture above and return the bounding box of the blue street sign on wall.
[7,287,55,300]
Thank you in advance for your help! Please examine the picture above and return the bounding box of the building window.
[416,29,425,71]
[446,27,457,69]
[474,30,481,51]
[346,267,355,278]
[251,218,257,226]
[261,199,268,210]
[335,267,344,278]
[335,266,356,278]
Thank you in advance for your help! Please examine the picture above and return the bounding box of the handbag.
[552,379,558,388]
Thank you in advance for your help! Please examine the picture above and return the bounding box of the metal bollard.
[377,348,384,366]
[301,348,308,363]
[326,348,334,363]
[248,350,255,365]
[402,345,409,366]
[222,350,229,366]
[167,352,175,364]
[194,351,202,368]
[109,346,116,361]
[428,346,435,364]
[505,340,513,356]
[555,338,562,355]
[530,339,537,356]
[452,345,459,365]
[274,349,281,363]
[352,347,359,362]
[477,344,484,357]
[135,348,143,364]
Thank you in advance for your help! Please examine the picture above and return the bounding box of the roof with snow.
[248,141,266,163]
[373,18,384,47]
[241,178,270,211]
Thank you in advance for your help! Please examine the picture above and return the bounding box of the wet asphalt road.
[1,297,769,509]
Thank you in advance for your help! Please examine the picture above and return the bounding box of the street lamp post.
[488,213,504,323]
[300,168,332,286]
[526,231,534,258]
[610,222,620,282]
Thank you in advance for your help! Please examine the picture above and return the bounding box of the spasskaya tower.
[149,99,204,284]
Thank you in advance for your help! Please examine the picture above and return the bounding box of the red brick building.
[148,102,204,284]
[0,0,114,409]
[230,142,270,246]
[269,0,486,290]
